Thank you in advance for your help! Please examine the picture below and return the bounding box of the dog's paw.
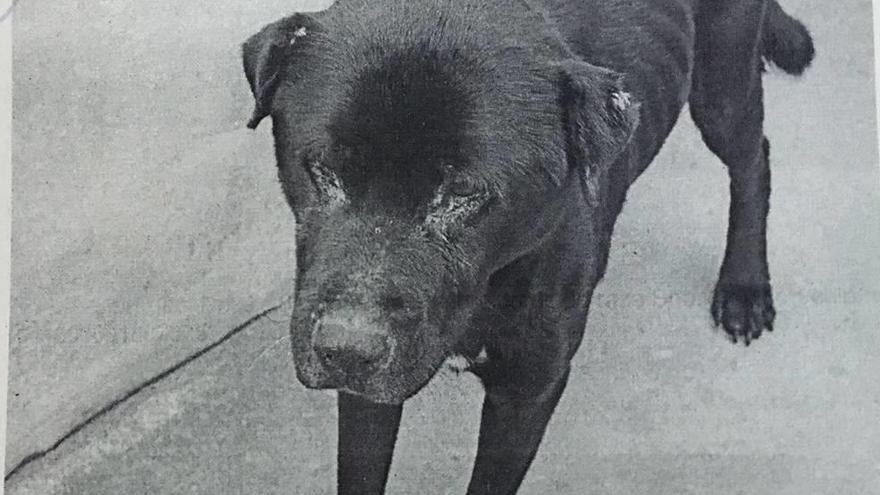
[711,282,775,345]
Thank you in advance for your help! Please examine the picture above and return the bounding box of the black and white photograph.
[2,0,879,493]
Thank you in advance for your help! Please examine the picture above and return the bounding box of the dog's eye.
[448,179,479,197]
[306,162,347,206]
[424,180,491,240]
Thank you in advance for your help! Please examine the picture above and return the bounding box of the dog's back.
[547,0,696,169]
[545,0,813,179]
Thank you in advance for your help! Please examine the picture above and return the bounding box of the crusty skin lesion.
[306,158,348,208]
[423,183,491,242]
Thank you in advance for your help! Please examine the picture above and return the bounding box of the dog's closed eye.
[448,179,480,197]
[423,181,491,241]
[305,160,347,207]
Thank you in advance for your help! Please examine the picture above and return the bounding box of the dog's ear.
[555,60,639,202]
[242,13,319,129]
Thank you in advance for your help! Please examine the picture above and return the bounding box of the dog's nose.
[314,314,391,374]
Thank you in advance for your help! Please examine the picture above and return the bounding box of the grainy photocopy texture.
[4,0,880,494]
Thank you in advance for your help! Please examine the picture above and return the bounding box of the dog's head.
[243,2,638,404]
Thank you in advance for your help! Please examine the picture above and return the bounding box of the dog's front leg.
[337,392,403,494]
[466,366,570,495]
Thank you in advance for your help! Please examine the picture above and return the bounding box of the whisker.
[247,333,292,371]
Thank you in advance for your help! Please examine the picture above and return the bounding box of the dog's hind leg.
[689,0,801,344]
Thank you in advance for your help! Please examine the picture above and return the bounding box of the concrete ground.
[6,0,880,494]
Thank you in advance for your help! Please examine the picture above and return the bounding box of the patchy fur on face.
[243,0,639,403]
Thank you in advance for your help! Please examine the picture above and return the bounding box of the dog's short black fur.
[242,1,814,493]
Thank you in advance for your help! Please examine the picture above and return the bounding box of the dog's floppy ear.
[555,60,639,202]
[242,13,319,129]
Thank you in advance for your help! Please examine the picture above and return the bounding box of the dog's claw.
[764,305,776,332]
[711,296,723,327]
[711,282,775,346]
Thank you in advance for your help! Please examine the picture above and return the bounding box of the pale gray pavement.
[6,0,880,494]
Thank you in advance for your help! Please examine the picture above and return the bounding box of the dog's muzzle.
[312,309,394,379]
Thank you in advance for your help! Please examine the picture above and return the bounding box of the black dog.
[242,1,814,493]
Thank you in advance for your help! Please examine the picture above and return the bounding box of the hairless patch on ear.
[290,26,308,45]
[611,91,632,113]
